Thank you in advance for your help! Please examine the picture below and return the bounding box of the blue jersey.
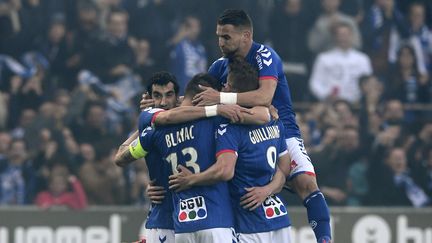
[137,112,173,230]
[138,114,234,233]
[216,119,291,233]
[208,42,301,139]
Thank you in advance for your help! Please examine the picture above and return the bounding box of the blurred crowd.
[0,0,431,209]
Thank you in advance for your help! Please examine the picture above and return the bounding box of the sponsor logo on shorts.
[262,195,287,219]
[178,196,207,222]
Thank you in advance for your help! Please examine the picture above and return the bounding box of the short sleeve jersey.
[208,42,301,139]
[138,112,234,233]
[215,119,291,233]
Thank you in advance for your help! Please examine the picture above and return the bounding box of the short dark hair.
[217,9,252,29]
[228,58,258,93]
[184,73,221,99]
[146,71,180,96]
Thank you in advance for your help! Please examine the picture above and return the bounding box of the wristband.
[220,92,237,104]
[205,105,218,117]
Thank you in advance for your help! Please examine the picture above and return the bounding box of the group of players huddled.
[114,9,332,243]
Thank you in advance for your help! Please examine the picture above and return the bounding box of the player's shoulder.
[209,57,228,67]
[253,43,281,68]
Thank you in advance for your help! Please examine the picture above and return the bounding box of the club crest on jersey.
[178,196,207,222]
[262,195,287,219]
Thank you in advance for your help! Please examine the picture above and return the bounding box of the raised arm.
[236,78,277,107]
[192,79,277,107]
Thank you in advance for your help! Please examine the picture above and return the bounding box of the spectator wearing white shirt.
[309,22,372,103]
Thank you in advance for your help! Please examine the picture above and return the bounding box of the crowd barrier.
[0,206,431,243]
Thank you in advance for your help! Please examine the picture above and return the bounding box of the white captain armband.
[129,138,147,159]
[220,92,237,105]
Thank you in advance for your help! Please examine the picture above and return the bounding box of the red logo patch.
[290,160,298,170]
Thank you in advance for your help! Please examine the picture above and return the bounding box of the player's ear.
[243,30,252,40]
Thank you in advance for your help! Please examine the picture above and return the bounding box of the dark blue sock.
[303,190,331,242]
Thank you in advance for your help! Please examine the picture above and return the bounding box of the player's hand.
[140,93,155,110]
[269,105,279,120]
[240,187,271,211]
[192,85,220,106]
[146,180,166,204]
[168,165,193,192]
[217,104,253,123]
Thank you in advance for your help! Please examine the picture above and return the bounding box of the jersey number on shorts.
[166,147,201,174]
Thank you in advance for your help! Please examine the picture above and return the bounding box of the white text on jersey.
[249,125,280,144]
[165,125,195,148]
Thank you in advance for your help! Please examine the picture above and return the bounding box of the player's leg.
[145,228,175,243]
[286,137,332,243]
[195,228,235,243]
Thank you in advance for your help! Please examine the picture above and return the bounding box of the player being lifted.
[191,9,332,243]
[169,58,293,242]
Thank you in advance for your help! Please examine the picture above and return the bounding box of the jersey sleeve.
[137,126,155,155]
[138,107,165,129]
[277,121,288,158]
[215,122,240,158]
[256,47,279,82]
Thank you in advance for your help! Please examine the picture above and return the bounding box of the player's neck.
[181,98,193,106]
[238,40,253,58]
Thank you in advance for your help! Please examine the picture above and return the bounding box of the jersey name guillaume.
[165,125,195,148]
[249,125,280,144]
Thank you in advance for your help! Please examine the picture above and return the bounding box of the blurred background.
[0,0,431,220]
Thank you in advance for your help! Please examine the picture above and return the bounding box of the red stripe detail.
[216,149,236,158]
[151,110,164,125]
[305,171,316,177]
[259,76,277,81]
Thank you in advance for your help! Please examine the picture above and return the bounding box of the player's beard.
[221,47,239,58]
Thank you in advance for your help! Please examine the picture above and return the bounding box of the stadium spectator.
[370,147,430,207]
[308,0,362,54]
[79,146,125,205]
[129,37,157,87]
[268,0,314,101]
[408,2,432,73]
[309,22,372,103]
[168,15,207,95]
[362,0,409,76]
[385,44,430,104]
[35,174,87,210]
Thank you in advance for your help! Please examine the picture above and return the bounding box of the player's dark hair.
[146,71,180,96]
[184,73,221,99]
[217,9,252,29]
[228,57,259,93]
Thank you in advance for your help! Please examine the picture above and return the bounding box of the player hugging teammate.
[115,9,331,243]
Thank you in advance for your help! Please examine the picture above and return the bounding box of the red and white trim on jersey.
[259,76,277,81]
[216,149,237,158]
[151,110,165,126]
